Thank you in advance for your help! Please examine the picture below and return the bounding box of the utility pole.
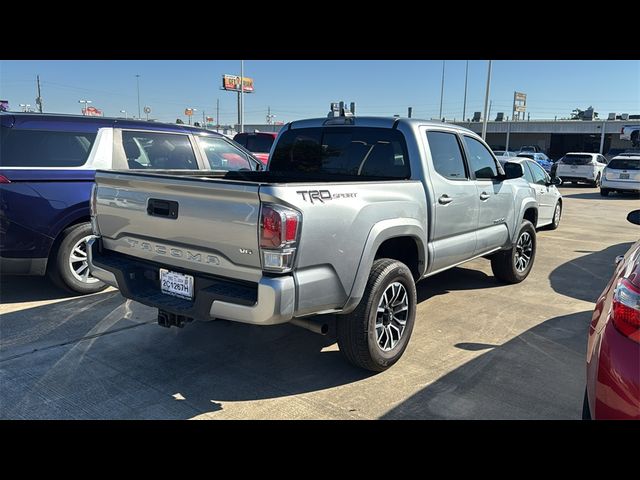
[135,74,141,119]
[408,107,413,118]
[439,60,445,121]
[202,110,206,127]
[481,60,492,140]
[462,60,469,121]
[240,60,244,134]
[36,75,43,113]
[216,98,220,132]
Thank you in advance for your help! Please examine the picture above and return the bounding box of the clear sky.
[1,60,638,125]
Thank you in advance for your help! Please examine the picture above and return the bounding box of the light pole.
[120,110,127,119]
[481,60,492,141]
[439,60,445,121]
[136,75,141,120]
[78,99,92,116]
[462,60,469,122]
[239,60,244,134]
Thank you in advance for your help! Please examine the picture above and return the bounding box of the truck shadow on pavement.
[0,275,85,303]
[381,309,590,419]
[549,241,633,303]
[561,191,639,200]
[416,265,501,303]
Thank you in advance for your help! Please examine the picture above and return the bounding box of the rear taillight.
[0,175,11,184]
[259,204,301,273]
[90,184,100,235]
[612,279,640,343]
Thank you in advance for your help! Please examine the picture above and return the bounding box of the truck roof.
[287,116,477,135]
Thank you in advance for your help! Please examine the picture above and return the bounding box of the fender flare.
[341,218,426,314]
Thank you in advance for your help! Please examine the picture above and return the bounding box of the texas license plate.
[620,173,629,179]
[160,268,194,300]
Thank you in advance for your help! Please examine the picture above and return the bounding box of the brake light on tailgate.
[612,279,640,343]
[259,204,301,273]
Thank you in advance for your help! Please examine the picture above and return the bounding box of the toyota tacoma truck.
[88,114,538,371]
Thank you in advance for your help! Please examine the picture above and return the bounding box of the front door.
[461,135,511,255]
[423,129,479,273]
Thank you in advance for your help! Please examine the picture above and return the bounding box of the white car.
[500,157,563,229]
[555,152,607,186]
[600,155,640,196]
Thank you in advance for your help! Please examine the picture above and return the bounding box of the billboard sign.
[222,74,254,93]
[82,106,103,116]
[184,108,194,116]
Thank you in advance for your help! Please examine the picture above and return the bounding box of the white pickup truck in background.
[620,125,640,147]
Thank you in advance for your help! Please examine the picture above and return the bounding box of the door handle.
[438,194,453,205]
[479,192,490,201]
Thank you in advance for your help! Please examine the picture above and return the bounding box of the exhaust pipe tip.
[290,317,329,335]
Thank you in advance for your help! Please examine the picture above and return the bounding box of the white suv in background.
[600,155,640,196]
[555,152,607,186]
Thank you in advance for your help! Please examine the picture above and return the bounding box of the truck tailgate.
[94,171,262,283]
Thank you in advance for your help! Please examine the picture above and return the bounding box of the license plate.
[160,268,194,300]
[570,165,578,169]
[620,173,629,179]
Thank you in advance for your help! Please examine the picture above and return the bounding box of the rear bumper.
[0,256,47,276]
[558,175,596,183]
[600,179,640,192]
[88,237,295,325]
[588,321,640,419]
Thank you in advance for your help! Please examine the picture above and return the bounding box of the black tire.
[337,258,417,372]
[582,388,591,420]
[547,201,562,230]
[491,220,536,284]
[600,188,610,197]
[47,222,107,294]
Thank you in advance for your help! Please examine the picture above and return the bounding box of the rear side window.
[463,135,498,178]
[270,127,410,178]
[0,127,96,167]
[246,134,275,153]
[427,131,467,180]
[122,131,198,170]
[198,136,254,170]
[607,159,640,170]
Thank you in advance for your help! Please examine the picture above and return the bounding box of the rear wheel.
[600,188,610,197]
[337,258,417,372]
[48,223,107,294]
[491,220,536,284]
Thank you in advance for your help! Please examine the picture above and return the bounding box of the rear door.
[423,129,478,273]
[526,161,555,224]
[461,134,511,255]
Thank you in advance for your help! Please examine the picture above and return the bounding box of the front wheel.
[48,222,107,294]
[491,220,536,284]
[337,258,417,372]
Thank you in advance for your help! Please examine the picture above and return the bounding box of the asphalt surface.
[1,186,638,419]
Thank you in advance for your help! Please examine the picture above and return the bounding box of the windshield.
[607,158,640,170]
[561,154,592,165]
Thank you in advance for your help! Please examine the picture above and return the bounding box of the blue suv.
[0,112,261,294]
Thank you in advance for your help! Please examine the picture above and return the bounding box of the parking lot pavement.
[1,186,638,419]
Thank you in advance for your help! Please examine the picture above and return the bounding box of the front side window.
[527,161,548,185]
[463,135,498,179]
[122,131,198,170]
[199,136,254,170]
[270,127,410,178]
[0,127,96,167]
[427,131,467,180]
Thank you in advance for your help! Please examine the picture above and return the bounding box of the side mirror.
[502,161,524,180]
[627,210,640,226]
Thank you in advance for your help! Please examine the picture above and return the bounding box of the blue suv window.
[0,127,96,167]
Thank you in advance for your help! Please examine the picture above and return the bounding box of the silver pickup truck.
[88,116,539,371]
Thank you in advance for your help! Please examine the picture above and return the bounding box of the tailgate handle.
[147,198,179,219]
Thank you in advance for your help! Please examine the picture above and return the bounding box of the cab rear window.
[561,154,592,165]
[0,127,96,167]
[270,127,410,178]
